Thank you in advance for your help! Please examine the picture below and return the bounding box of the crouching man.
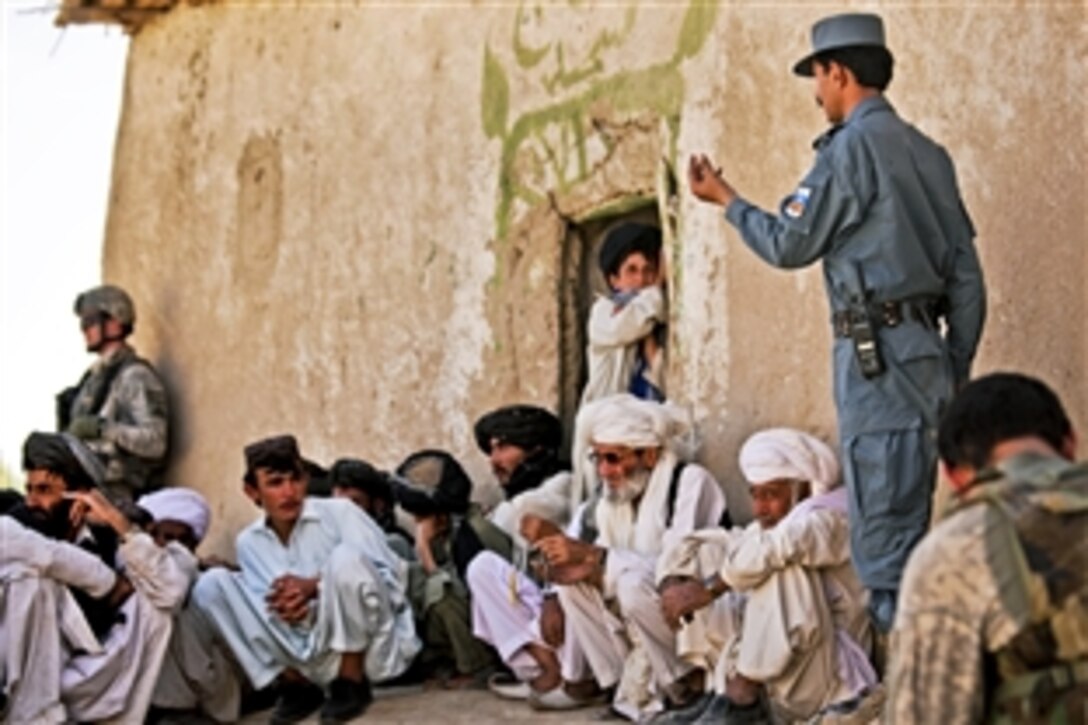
[1,432,196,723]
[464,404,579,701]
[657,429,877,723]
[191,435,420,724]
[535,394,729,719]
[141,487,245,723]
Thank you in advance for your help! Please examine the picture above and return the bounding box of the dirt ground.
[239,680,887,723]
[242,686,604,724]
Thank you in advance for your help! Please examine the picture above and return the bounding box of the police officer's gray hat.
[793,13,887,77]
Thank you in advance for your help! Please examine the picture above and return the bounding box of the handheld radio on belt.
[847,264,886,379]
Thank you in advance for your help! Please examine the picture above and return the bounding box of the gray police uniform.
[723,95,986,629]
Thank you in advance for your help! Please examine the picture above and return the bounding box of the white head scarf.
[579,394,698,554]
[137,488,211,543]
[738,428,841,495]
[577,393,695,456]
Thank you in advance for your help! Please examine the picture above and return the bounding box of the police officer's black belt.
[832,298,941,338]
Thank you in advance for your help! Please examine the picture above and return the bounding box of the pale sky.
[1,2,128,484]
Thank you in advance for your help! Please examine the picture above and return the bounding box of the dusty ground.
[242,686,604,724]
[239,681,887,723]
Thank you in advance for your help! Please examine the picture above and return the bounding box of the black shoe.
[146,706,218,725]
[693,695,771,725]
[319,677,373,723]
[240,683,280,716]
[650,693,715,724]
[270,681,325,725]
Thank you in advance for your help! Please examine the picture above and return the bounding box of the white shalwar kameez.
[558,457,726,719]
[467,471,583,683]
[659,487,876,721]
[1,516,196,724]
[190,498,420,690]
[151,595,242,722]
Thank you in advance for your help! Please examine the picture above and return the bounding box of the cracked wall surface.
[100,2,1085,554]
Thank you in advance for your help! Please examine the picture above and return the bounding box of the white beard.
[596,450,679,555]
[604,468,651,504]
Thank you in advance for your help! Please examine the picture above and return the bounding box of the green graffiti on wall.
[482,0,717,243]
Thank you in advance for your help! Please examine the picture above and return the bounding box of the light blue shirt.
[194,497,419,686]
[237,497,403,598]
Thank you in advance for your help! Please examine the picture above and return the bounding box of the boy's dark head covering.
[22,431,103,491]
[244,435,303,485]
[302,458,331,497]
[598,222,662,278]
[330,458,393,502]
[393,449,472,516]
[474,405,563,455]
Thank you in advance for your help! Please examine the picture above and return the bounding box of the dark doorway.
[556,201,663,456]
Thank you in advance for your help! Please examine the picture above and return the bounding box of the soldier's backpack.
[55,349,158,430]
[955,458,1088,723]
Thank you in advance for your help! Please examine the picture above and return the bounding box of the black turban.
[597,222,662,278]
[22,431,102,491]
[244,435,302,482]
[392,449,472,517]
[473,405,563,455]
[329,458,393,503]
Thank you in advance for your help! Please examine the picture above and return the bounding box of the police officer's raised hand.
[688,154,737,207]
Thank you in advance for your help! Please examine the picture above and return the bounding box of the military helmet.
[74,285,136,327]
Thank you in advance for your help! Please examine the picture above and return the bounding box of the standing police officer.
[688,12,986,631]
[57,284,170,502]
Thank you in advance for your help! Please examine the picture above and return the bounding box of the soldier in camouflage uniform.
[887,373,1087,722]
[57,285,169,502]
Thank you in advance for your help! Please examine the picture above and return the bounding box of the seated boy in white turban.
[656,428,877,723]
[140,488,247,723]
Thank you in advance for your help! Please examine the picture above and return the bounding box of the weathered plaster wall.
[102,1,1086,554]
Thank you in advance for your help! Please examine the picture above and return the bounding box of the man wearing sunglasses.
[56,284,170,503]
[527,394,729,719]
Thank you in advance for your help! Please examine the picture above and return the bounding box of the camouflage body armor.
[954,455,1088,723]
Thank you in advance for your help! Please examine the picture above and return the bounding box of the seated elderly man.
[530,394,728,719]
[656,429,877,724]
[464,405,579,700]
[191,435,420,725]
[139,487,246,723]
[1,432,195,723]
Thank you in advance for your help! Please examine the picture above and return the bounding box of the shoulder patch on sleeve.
[784,186,812,219]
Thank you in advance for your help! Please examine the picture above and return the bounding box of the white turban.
[738,428,841,495]
[577,394,695,456]
[137,488,211,543]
